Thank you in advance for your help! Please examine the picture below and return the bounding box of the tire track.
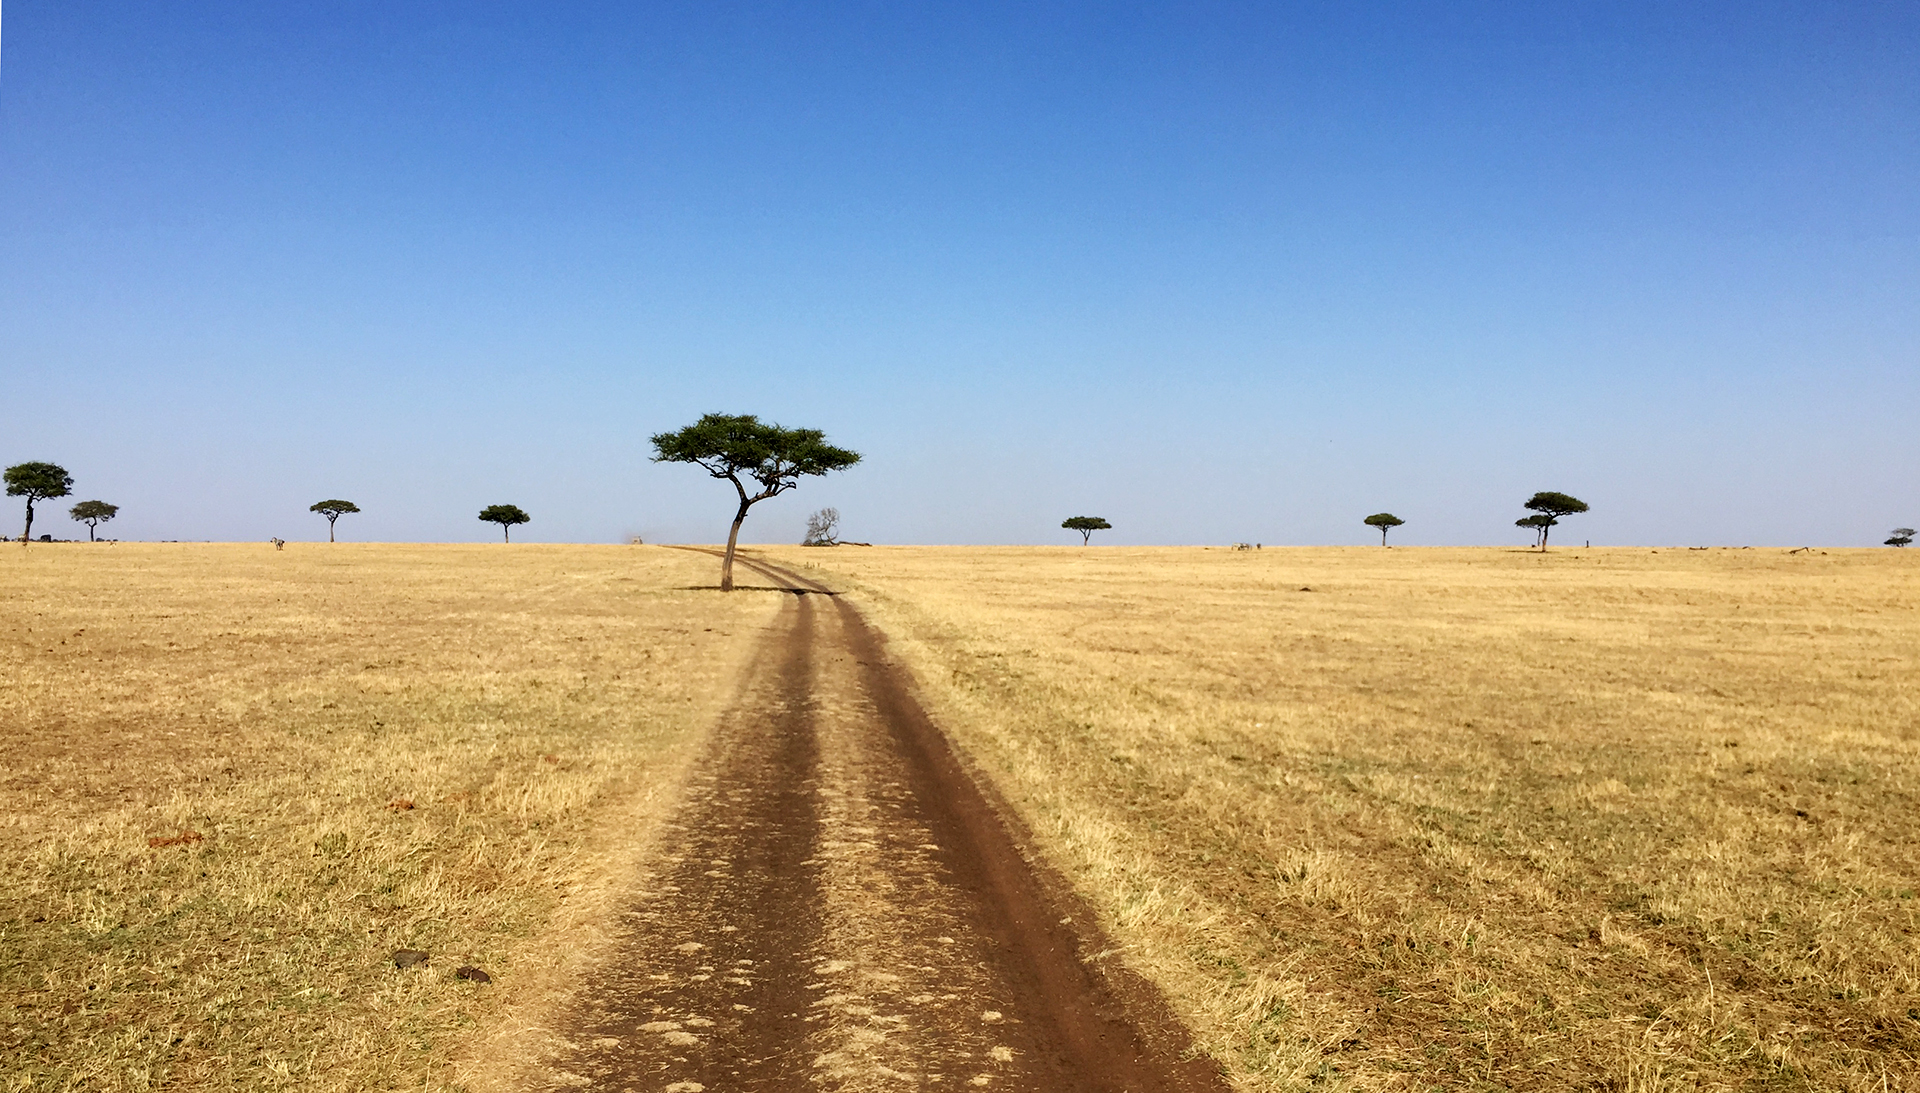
[540,552,1226,1093]
[539,593,825,1091]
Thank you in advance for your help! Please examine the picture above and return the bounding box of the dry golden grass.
[12,541,1917,1091]
[763,545,1920,1091]
[0,543,778,1092]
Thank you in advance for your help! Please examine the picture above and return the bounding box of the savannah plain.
[4,542,1917,1091]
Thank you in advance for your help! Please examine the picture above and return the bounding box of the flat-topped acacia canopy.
[69,500,119,542]
[478,504,531,542]
[652,413,860,591]
[1062,516,1111,544]
[309,499,360,542]
[1363,512,1404,546]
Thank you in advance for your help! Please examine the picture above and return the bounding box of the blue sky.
[2,2,1914,545]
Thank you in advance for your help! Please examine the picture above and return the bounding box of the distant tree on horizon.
[1516,514,1555,549]
[1363,512,1404,546]
[802,507,841,547]
[69,500,119,541]
[1522,491,1588,550]
[5,462,73,543]
[651,413,861,591]
[310,499,360,542]
[479,504,531,542]
[1062,516,1111,545]
[1888,527,1916,547]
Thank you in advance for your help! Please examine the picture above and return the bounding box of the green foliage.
[5,462,72,501]
[478,504,531,542]
[1888,528,1915,547]
[1062,516,1112,544]
[651,414,861,496]
[1363,512,1404,545]
[1524,492,1588,518]
[651,413,861,589]
[69,500,117,522]
[68,501,119,541]
[1521,492,1587,549]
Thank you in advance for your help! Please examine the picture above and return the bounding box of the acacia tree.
[1516,514,1554,549]
[1363,512,1404,546]
[5,462,73,542]
[1062,516,1111,545]
[1522,491,1588,550]
[479,504,530,542]
[651,413,861,591]
[1888,528,1916,547]
[69,500,119,541]
[310,499,360,542]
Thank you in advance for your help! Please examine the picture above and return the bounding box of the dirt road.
[536,554,1225,1092]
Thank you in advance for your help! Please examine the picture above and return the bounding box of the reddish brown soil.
[540,552,1227,1093]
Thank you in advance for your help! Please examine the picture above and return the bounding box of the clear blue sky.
[2,2,1914,545]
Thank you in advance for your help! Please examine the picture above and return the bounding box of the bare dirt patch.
[535,591,827,1091]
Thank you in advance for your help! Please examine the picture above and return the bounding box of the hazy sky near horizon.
[2,2,1915,546]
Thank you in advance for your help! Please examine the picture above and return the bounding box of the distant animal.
[271,538,285,551]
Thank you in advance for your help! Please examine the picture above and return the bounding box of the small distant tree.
[69,500,119,541]
[310,499,360,542]
[5,462,73,543]
[802,507,841,547]
[1516,514,1554,549]
[1522,491,1587,550]
[1888,528,1916,548]
[1062,516,1111,545]
[1363,512,1404,546]
[651,413,861,591]
[479,504,530,542]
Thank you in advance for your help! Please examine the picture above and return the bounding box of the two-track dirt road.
[535,553,1226,1093]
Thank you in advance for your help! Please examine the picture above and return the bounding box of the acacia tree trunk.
[1380,527,1388,546]
[328,516,337,543]
[87,523,96,542]
[21,499,34,543]
[503,524,511,543]
[721,497,752,591]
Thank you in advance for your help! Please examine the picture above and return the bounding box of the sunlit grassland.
[764,545,1920,1091]
[0,544,777,1092]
